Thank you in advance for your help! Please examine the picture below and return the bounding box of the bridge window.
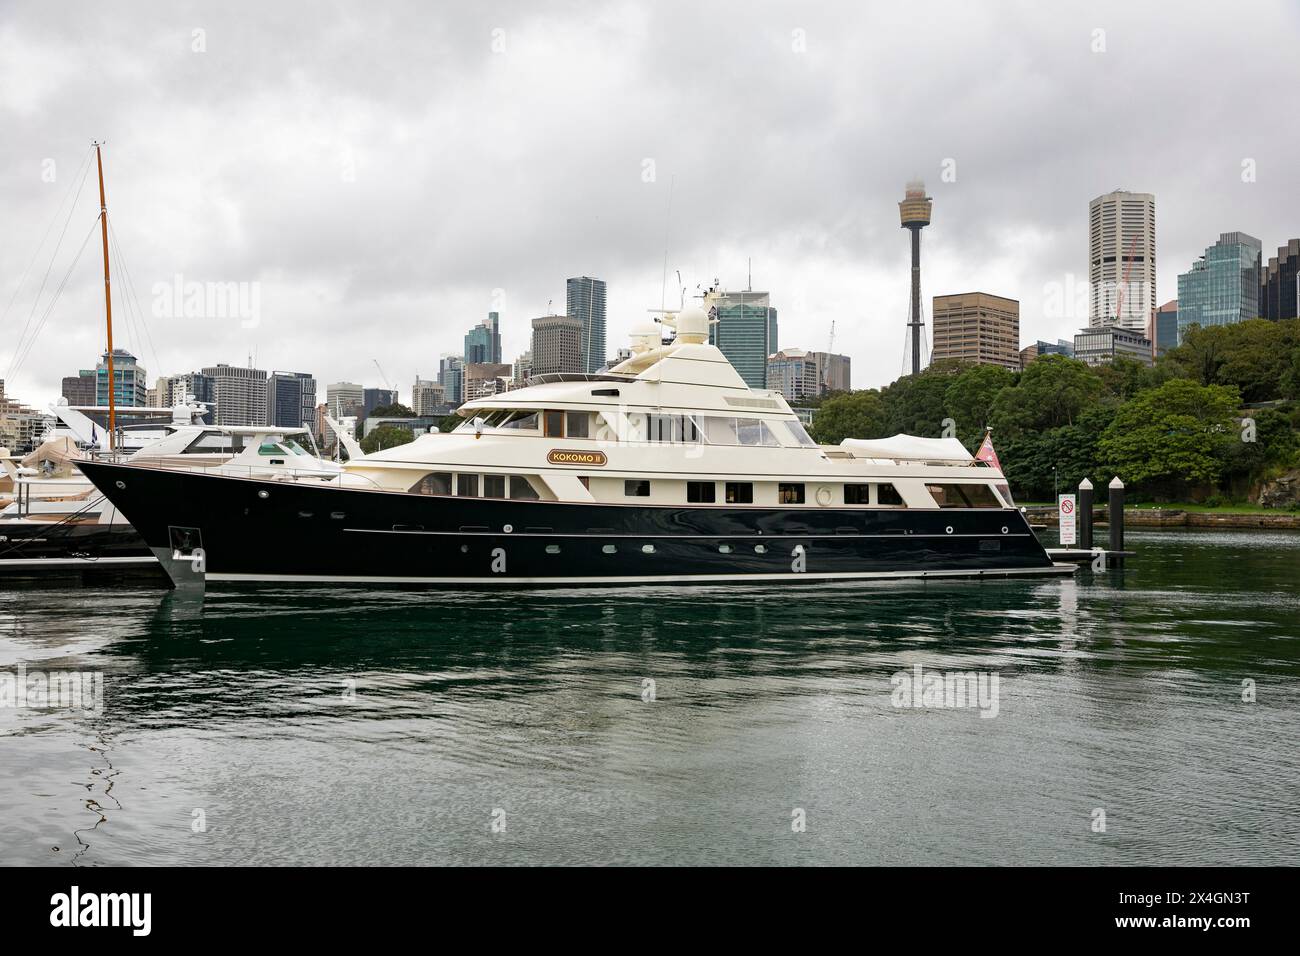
[687,481,716,503]
[483,474,506,498]
[844,484,870,504]
[876,483,905,506]
[509,476,539,500]
[778,483,805,505]
[566,412,589,438]
[409,472,453,495]
[457,474,479,497]
[927,483,1002,508]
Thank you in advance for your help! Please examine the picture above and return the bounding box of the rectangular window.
[483,474,506,499]
[409,472,452,495]
[509,475,540,500]
[876,483,905,506]
[456,473,479,497]
[544,410,564,437]
[783,420,818,446]
[686,481,716,503]
[725,482,753,504]
[928,483,1002,508]
[625,479,650,497]
[566,412,589,438]
[844,483,870,505]
[778,483,805,504]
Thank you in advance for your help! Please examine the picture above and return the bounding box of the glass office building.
[1176,232,1262,342]
[708,290,778,390]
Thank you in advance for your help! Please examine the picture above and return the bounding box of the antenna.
[660,175,676,312]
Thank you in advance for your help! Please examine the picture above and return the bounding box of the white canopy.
[840,433,974,463]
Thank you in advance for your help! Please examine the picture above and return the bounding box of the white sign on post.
[1058,493,1077,547]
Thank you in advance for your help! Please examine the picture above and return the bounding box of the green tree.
[369,402,415,418]
[360,424,415,454]
[1098,379,1241,496]
[988,354,1105,439]
[943,364,1015,446]
[881,361,964,436]
[807,390,888,445]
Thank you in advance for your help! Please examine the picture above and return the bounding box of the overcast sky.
[2,0,1298,404]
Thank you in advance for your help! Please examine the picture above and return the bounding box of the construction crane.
[372,358,394,392]
[823,320,837,392]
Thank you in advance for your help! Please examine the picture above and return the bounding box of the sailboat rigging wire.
[5,150,95,377]
[8,219,100,378]
[107,217,163,378]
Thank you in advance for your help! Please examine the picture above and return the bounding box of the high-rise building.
[326,383,363,420]
[766,349,851,401]
[1073,325,1153,367]
[201,364,268,426]
[899,180,933,375]
[463,312,502,365]
[708,289,778,390]
[1089,190,1156,332]
[411,378,446,416]
[931,293,1020,370]
[1260,239,1300,320]
[95,349,148,407]
[0,381,45,453]
[511,350,533,386]
[61,371,96,406]
[170,371,215,422]
[267,371,316,428]
[438,354,464,405]
[363,387,397,417]
[1153,299,1179,355]
[566,276,607,374]
[146,375,175,408]
[530,315,584,376]
[1176,232,1262,341]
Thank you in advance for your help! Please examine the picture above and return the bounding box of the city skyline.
[3,1,1299,403]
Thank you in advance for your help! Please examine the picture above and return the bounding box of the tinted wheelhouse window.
[409,472,453,495]
[725,482,753,504]
[544,411,564,437]
[509,475,540,500]
[566,412,589,438]
[783,420,818,446]
[500,411,539,430]
[687,481,716,503]
[457,474,479,497]
[625,480,650,497]
[778,483,805,504]
[876,483,905,506]
[483,474,507,498]
[844,484,870,505]
[928,483,1001,508]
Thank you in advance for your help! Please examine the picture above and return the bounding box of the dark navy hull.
[0,517,161,582]
[77,460,1071,587]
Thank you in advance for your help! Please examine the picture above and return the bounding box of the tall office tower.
[566,276,607,373]
[511,350,533,386]
[95,349,148,407]
[438,354,464,405]
[766,349,852,401]
[463,312,502,365]
[201,364,268,426]
[1089,190,1156,331]
[267,371,317,428]
[899,180,933,375]
[463,363,512,401]
[146,375,175,408]
[931,292,1021,371]
[1260,239,1300,320]
[326,382,364,419]
[530,315,584,376]
[708,289,778,390]
[1152,300,1179,356]
[61,371,97,406]
[411,378,446,416]
[1176,233,1262,342]
[362,388,397,417]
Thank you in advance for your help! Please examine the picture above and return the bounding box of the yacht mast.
[94,141,116,450]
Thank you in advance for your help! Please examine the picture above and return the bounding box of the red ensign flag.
[975,432,1001,471]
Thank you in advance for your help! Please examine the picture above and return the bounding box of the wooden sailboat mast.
[94,141,116,450]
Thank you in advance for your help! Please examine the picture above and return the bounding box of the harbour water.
[2,527,1298,866]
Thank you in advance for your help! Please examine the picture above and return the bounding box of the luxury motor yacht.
[79,291,1073,589]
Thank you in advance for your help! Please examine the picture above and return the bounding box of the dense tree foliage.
[360,424,415,454]
[806,318,1300,502]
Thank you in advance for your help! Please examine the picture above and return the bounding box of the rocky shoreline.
[1025,507,1300,530]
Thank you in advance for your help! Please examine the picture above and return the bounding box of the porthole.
[719,544,732,554]
[330,512,346,520]
[545,544,561,554]
[298,511,313,518]
[1001,526,1009,534]
[754,544,767,554]
[460,544,469,553]
[945,525,953,534]
[115,480,126,490]
[641,544,655,554]
[258,490,270,500]
[503,524,513,534]
[602,544,617,554]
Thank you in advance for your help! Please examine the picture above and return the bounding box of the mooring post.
[1108,476,1125,565]
[1079,477,1093,550]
